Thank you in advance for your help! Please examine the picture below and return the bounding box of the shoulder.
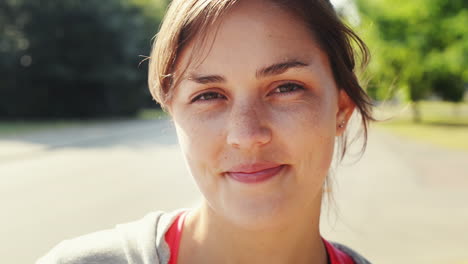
[331,242,372,264]
[36,211,180,264]
[36,228,128,264]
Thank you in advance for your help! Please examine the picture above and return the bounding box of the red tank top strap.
[165,211,188,264]
[322,238,355,264]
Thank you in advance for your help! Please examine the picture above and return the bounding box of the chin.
[216,191,295,231]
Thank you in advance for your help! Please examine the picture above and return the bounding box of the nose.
[226,102,272,150]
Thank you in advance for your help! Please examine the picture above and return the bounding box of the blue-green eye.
[191,91,226,103]
[271,82,304,94]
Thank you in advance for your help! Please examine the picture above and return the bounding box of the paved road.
[0,119,467,264]
[321,128,468,264]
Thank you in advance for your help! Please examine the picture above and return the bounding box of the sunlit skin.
[167,0,355,263]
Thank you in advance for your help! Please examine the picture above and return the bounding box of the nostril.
[226,119,272,149]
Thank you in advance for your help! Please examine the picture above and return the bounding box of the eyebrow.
[256,59,309,78]
[187,59,310,84]
[188,75,225,84]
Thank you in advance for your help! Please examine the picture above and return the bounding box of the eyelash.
[269,82,305,96]
[190,82,304,103]
[190,91,227,103]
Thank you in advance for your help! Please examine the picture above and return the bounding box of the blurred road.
[0,118,467,264]
[321,129,468,264]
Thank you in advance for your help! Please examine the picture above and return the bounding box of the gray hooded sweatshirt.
[37,210,371,264]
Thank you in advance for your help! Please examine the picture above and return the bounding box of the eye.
[191,91,227,103]
[270,82,304,95]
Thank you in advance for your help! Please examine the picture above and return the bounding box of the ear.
[335,89,355,137]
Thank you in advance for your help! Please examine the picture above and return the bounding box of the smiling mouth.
[225,164,286,184]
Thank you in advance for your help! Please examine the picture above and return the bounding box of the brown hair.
[148,0,374,161]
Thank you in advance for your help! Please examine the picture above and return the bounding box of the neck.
[180,200,327,264]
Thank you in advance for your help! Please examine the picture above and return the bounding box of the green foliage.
[356,0,468,103]
[375,101,468,150]
[0,0,164,119]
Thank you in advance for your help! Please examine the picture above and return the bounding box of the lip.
[225,163,286,184]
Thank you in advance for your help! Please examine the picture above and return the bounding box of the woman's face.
[168,0,354,229]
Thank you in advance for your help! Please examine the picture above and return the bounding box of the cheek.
[289,123,335,198]
[272,98,337,174]
[174,111,227,177]
[272,93,337,136]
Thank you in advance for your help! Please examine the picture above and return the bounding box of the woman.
[38,0,373,263]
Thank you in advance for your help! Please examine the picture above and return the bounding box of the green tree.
[356,0,468,122]
[0,0,163,119]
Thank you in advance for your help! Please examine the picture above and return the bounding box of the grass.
[137,108,168,120]
[0,108,167,137]
[0,120,88,137]
[374,101,468,151]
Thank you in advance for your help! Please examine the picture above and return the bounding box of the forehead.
[176,0,326,76]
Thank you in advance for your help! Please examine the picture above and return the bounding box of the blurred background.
[0,0,467,263]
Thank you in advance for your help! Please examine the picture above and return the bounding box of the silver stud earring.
[338,120,346,128]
